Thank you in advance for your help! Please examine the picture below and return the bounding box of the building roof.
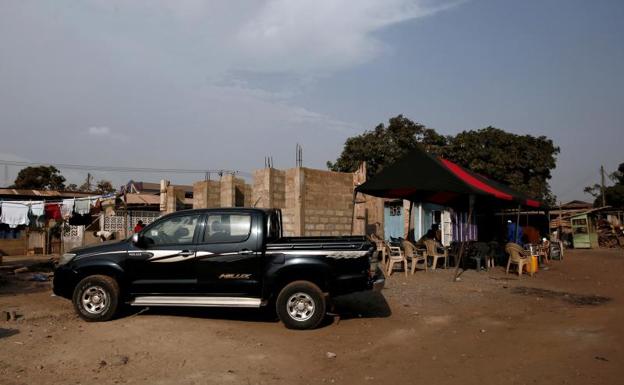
[124,193,192,206]
[561,200,593,210]
[123,181,193,195]
[0,188,94,200]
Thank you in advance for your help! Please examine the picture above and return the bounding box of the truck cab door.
[195,212,264,297]
[126,213,201,295]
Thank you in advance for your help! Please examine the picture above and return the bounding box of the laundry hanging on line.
[61,199,75,219]
[0,202,30,228]
[45,203,62,221]
[30,202,45,217]
[74,198,91,215]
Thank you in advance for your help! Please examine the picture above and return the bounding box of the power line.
[0,159,252,177]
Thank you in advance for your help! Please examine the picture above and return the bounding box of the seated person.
[208,220,229,242]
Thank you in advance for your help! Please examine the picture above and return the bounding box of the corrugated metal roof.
[0,188,93,198]
[124,193,192,206]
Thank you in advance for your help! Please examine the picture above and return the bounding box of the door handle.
[179,250,194,257]
[239,249,254,255]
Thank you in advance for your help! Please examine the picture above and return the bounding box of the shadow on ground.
[0,328,19,339]
[511,286,611,306]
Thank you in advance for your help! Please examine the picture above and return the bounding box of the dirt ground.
[1,248,623,385]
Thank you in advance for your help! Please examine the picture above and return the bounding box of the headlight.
[58,253,76,266]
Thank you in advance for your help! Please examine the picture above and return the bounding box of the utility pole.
[84,172,93,191]
[601,165,607,207]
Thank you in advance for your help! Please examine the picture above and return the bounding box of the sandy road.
[1,248,623,385]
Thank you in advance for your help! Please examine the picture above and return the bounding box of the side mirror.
[131,233,140,245]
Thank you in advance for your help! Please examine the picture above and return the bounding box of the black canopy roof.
[355,146,545,210]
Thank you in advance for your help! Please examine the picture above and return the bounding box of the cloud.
[87,126,111,136]
[86,126,128,142]
[80,0,457,75]
[0,0,457,180]
[234,0,456,73]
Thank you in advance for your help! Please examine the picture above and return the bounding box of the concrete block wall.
[252,168,286,209]
[193,176,252,209]
[190,164,385,238]
[253,167,355,237]
[301,168,354,236]
[192,180,221,209]
[166,186,187,214]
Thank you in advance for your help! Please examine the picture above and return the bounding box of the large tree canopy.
[442,127,559,203]
[11,165,66,190]
[327,115,446,178]
[328,116,560,203]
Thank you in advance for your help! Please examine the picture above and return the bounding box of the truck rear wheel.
[72,275,120,322]
[276,280,326,330]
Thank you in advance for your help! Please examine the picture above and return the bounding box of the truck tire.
[276,280,326,330]
[72,275,120,322]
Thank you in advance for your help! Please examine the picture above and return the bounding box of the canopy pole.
[453,194,474,282]
[515,204,521,243]
[547,210,551,239]
[350,190,357,235]
[407,201,414,241]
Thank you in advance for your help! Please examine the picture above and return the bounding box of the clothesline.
[0,193,116,206]
[0,193,115,228]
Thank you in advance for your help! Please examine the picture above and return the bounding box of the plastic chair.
[424,239,447,270]
[505,242,533,277]
[385,242,408,277]
[402,240,427,274]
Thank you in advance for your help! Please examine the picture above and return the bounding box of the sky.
[0,0,622,203]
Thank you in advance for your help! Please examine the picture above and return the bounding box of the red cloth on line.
[45,204,62,221]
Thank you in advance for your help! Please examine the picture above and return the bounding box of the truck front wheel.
[72,275,120,322]
[276,280,326,330]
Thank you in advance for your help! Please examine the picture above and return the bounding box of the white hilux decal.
[265,250,369,259]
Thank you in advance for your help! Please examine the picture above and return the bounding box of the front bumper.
[52,264,80,299]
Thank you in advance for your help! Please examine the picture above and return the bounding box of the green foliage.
[587,162,624,208]
[327,115,447,178]
[602,184,624,208]
[442,127,560,203]
[12,166,66,190]
[328,117,560,203]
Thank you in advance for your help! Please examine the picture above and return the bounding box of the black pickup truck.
[53,208,384,329]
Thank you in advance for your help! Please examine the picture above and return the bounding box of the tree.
[12,165,66,190]
[66,183,79,191]
[327,115,447,178]
[442,127,560,203]
[328,118,560,204]
[585,162,624,208]
[95,180,116,194]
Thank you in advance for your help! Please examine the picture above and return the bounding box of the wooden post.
[453,195,474,282]
[515,205,521,243]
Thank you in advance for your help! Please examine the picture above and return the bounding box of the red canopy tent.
[355,146,544,210]
[354,146,547,279]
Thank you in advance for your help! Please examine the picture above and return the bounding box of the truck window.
[143,215,199,246]
[203,214,251,243]
[266,212,280,242]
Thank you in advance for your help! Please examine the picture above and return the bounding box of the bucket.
[524,256,538,274]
